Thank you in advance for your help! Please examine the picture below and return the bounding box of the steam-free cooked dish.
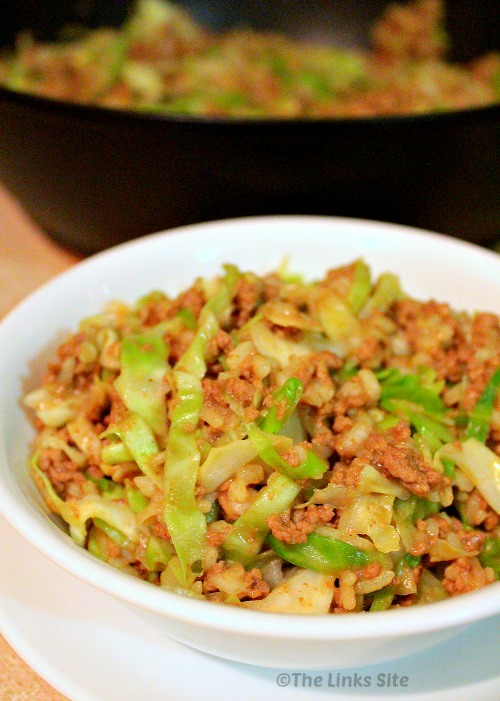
[25,257,500,613]
[1,0,498,118]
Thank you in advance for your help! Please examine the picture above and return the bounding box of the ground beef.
[357,422,445,496]
[152,519,171,542]
[139,296,172,326]
[218,481,252,522]
[290,351,342,395]
[372,0,446,63]
[267,504,335,544]
[105,389,128,426]
[166,326,196,364]
[81,380,111,424]
[442,556,495,595]
[457,489,500,532]
[353,336,383,366]
[202,376,259,424]
[430,515,487,552]
[43,333,102,392]
[411,514,488,560]
[206,329,234,363]
[232,276,261,328]
[203,561,270,600]
[356,562,383,581]
[392,301,500,413]
[206,522,232,547]
[333,375,377,415]
[172,285,206,319]
[393,299,458,357]
[38,446,85,498]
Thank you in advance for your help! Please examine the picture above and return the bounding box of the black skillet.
[0,0,498,253]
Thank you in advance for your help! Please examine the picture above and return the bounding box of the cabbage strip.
[163,266,238,585]
[114,331,169,438]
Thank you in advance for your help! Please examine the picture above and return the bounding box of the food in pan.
[1,0,498,117]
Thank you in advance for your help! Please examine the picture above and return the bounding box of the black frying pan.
[0,0,498,254]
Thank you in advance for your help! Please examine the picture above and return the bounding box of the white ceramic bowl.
[0,216,499,670]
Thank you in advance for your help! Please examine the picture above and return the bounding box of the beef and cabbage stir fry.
[25,258,500,613]
[1,0,498,117]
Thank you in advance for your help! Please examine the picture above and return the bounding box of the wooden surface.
[0,184,78,701]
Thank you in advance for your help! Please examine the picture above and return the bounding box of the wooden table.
[0,184,77,701]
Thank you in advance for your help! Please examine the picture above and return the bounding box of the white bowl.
[0,216,499,670]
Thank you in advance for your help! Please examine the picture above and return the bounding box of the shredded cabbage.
[436,438,500,514]
[243,568,335,614]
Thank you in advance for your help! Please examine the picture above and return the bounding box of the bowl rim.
[0,214,499,642]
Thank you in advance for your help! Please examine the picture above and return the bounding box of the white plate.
[1,514,499,701]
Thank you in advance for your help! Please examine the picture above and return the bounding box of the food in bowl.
[23,253,500,614]
[1,217,499,668]
[1,0,498,118]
